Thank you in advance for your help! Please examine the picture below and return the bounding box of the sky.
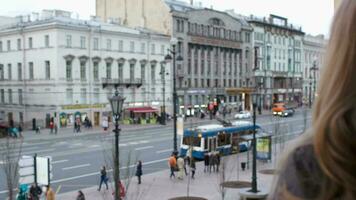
[0,0,334,36]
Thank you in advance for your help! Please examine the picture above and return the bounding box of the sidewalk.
[18,109,275,142]
[56,145,289,200]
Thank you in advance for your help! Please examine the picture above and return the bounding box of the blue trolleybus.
[180,121,261,160]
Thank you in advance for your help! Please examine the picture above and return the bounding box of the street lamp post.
[108,89,125,200]
[160,62,168,125]
[309,60,318,108]
[165,38,183,155]
[249,94,258,193]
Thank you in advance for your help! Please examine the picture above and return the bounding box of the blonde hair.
[313,0,356,199]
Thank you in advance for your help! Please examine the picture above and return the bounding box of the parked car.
[281,108,295,117]
[234,111,252,119]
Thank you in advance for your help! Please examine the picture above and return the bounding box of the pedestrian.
[54,123,58,135]
[168,153,177,178]
[18,124,23,138]
[98,166,108,191]
[29,183,42,200]
[183,156,189,176]
[35,126,41,134]
[204,152,209,173]
[76,190,85,200]
[16,185,27,200]
[215,152,221,172]
[209,152,216,173]
[135,160,142,184]
[45,186,55,200]
[177,155,184,180]
[190,157,196,179]
[270,1,356,199]
[49,121,54,134]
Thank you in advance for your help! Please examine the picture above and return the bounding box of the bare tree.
[217,156,227,200]
[0,137,23,200]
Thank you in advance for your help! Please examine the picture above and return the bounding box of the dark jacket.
[76,194,85,200]
[100,168,107,178]
[136,162,142,176]
[204,154,209,166]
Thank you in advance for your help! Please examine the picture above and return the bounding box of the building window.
[93,61,99,81]
[130,41,135,52]
[80,88,87,104]
[66,88,73,104]
[45,61,50,80]
[17,38,21,50]
[80,61,86,80]
[45,35,49,47]
[130,63,135,82]
[80,36,86,49]
[160,45,165,55]
[106,39,111,50]
[119,40,123,52]
[0,64,3,80]
[94,88,100,103]
[141,43,145,53]
[151,64,156,84]
[141,64,145,82]
[8,89,12,104]
[0,89,4,104]
[66,35,71,47]
[17,63,22,80]
[7,64,11,80]
[106,62,111,79]
[18,89,23,105]
[29,62,34,80]
[118,63,123,81]
[28,37,33,49]
[93,37,99,50]
[151,44,155,54]
[7,40,11,51]
[66,61,72,80]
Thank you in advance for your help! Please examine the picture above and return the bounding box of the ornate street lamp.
[108,89,125,200]
[249,93,258,193]
[165,38,183,155]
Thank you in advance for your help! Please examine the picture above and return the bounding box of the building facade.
[302,34,327,106]
[96,0,254,115]
[246,14,305,108]
[0,10,171,128]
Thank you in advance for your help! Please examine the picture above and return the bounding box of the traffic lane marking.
[62,163,91,171]
[52,159,69,164]
[135,146,154,151]
[156,149,173,154]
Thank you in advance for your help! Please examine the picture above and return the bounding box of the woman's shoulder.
[271,144,324,199]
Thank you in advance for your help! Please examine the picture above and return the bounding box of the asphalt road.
[0,111,312,199]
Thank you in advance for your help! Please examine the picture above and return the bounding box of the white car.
[234,111,252,119]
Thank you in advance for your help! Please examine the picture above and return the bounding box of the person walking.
[45,186,55,200]
[204,152,209,173]
[35,126,41,134]
[168,153,177,178]
[16,185,27,200]
[270,1,356,199]
[135,160,142,184]
[29,183,42,200]
[209,152,216,173]
[54,123,58,135]
[98,166,108,191]
[177,156,184,180]
[215,152,221,172]
[183,156,189,176]
[76,190,85,200]
[18,124,23,138]
[49,121,54,134]
[190,157,196,179]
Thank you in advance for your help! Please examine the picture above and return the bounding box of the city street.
[0,110,311,199]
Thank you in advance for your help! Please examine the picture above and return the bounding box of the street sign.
[36,157,49,185]
[19,166,34,176]
[19,156,34,167]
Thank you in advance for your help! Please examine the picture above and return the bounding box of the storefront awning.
[126,107,158,113]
